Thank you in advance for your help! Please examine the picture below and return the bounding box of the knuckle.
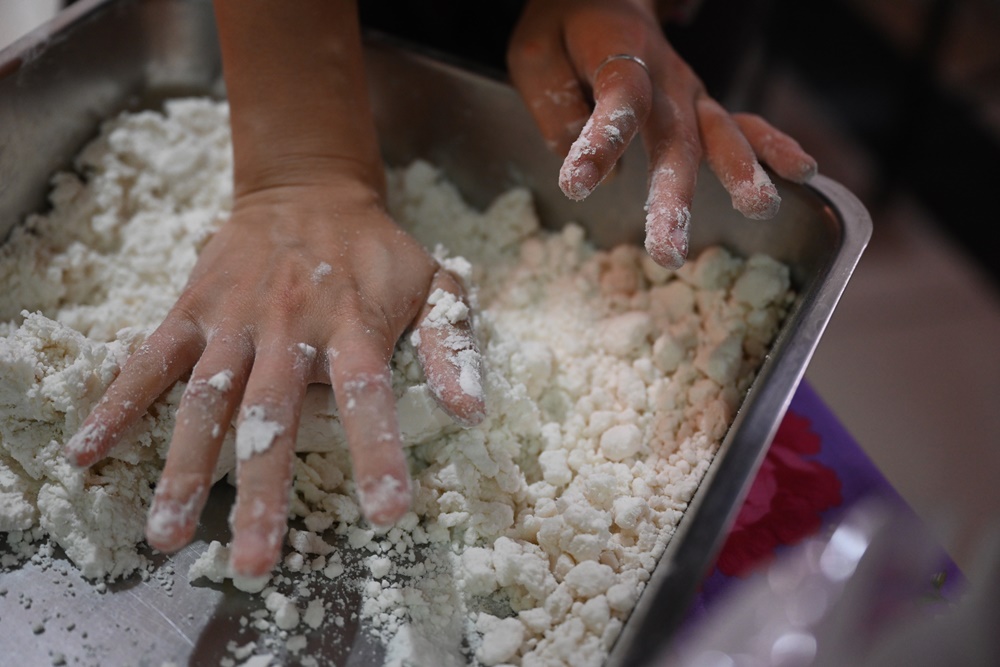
[507,33,547,69]
[238,390,292,423]
[267,275,316,320]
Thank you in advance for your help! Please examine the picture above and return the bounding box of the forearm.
[213,0,383,195]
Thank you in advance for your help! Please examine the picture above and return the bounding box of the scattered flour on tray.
[0,99,795,666]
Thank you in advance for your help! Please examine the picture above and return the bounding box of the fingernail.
[64,421,106,468]
[358,474,412,527]
[734,182,781,220]
[146,482,207,550]
[448,396,486,428]
[797,158,818,183]
[644,170,691,270]
[644,206,690,270]
[559,159,600,201]
[230,526,281,577]
[732,165,781,219]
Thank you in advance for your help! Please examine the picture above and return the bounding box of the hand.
[64,177,485,577]
[507,0,817,269]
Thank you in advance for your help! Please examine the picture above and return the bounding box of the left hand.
[64,178,485,577]
[507,0,818,269]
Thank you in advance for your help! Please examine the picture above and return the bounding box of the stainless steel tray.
[0,1,871,666]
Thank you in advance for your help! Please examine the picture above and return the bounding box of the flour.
[236,405,285,460]
[208,369,235,393]
[311,262,333,284]
[0,99,794,666]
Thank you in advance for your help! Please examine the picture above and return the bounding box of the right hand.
[507,0,818,269]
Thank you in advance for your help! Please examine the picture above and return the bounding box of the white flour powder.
[0,99,794,666]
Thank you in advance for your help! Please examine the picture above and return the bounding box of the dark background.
[360,0,1000,292]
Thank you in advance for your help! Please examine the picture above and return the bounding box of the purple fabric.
[682,380,964,627]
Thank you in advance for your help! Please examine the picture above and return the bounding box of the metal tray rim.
[0,2,873,665]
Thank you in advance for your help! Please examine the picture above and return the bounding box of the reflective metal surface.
[0,1,871,665]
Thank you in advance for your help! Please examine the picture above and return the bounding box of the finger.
[413,269,486,427]
[507,20,591,155]
[64,318,202,468]
[560,57,653,200]
[145,332,252,553]
[642,88,702,269]
[733,112,818,183]
[228,341,314,577]
[698,97,781,220]
[328,332,411,528]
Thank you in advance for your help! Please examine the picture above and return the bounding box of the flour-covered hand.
[63,179,484,576]
[64,0,485,578]
[507,0,817,269]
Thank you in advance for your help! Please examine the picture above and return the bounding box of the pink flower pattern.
[715,410,843,577]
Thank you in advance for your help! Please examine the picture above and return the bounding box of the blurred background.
[752,0,1000,584]
[2,0,998,584]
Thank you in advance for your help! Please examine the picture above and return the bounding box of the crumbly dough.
[0,99,794,665]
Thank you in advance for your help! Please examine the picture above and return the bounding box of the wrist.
[231,147,387,203]
[214,0,385,200]
[233,163,387,215]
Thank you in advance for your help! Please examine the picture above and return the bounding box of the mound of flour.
[0,99,794,666]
